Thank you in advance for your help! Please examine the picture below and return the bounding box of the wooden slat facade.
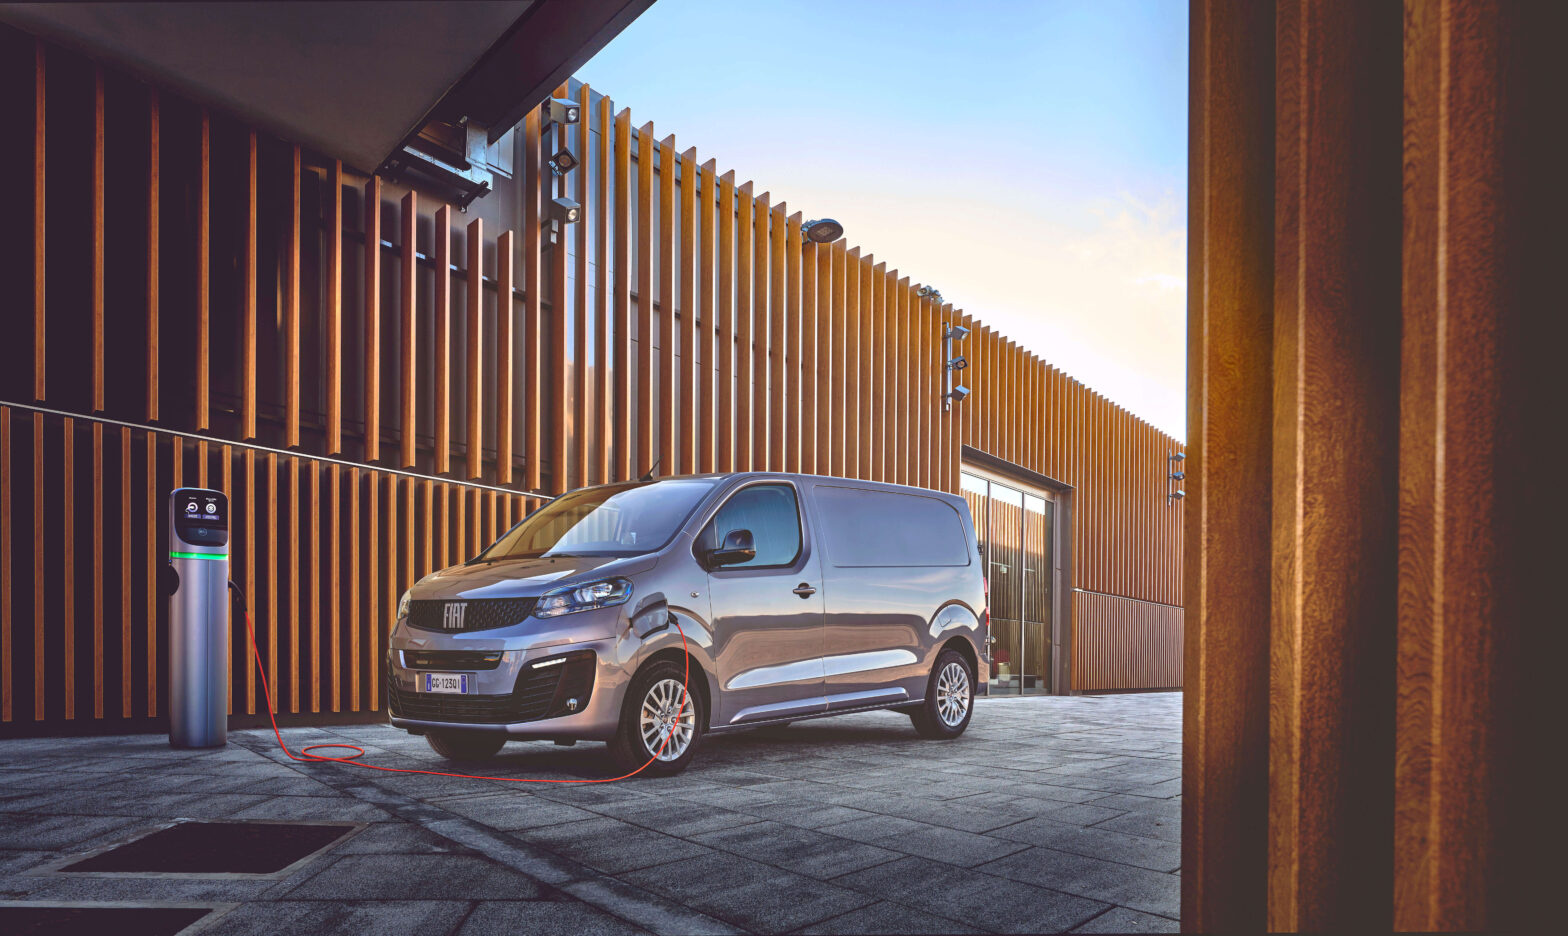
[1,45,1183,735]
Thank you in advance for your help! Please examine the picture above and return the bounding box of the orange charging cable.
[231,583,689,783]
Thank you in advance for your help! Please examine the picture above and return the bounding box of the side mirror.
[709,529,756,567]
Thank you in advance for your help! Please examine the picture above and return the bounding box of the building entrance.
[961,468,1058,695]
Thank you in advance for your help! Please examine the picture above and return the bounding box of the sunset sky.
[581,0,1189,439]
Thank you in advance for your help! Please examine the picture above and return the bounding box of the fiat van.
[387,472,988,775]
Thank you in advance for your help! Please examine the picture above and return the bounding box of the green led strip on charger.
[170,552,228,560]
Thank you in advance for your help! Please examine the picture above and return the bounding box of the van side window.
[816,486,971,567]
[701,484,802,569]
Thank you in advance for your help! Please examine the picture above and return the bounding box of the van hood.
[409,553,659,600]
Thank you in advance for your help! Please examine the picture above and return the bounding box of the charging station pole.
[168,487,230,748]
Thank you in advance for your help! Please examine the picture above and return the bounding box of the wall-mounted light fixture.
[548,148,579,176]
[545,196,582,246]
[919,285,945,304]
[543,98,581,126]
[802,218,844,244]
[1168,451,1186,503]
[944,322,969,411]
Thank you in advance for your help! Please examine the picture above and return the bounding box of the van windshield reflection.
[482,479,716,561]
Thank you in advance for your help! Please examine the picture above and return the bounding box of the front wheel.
[425,728,507,761]
[607,659,705,776]
[909,649,975,739]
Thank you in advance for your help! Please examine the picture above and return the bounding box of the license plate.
[422,672,469,694]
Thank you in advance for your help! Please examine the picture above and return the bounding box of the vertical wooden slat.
[768,206,790,472]
[0,411,8,720]
[288,457,299,712]
[717,170,736,474]
[364,176,382,460]
[613,109,632,481]
[368,471,381,712]
[550,100,571,494]
[843,247,860,478]
[220,445,231,713]
[734,181,754,472]
[800,243,818,475]
[678,146,697,475]
[195,109,210,429]
[422,479,433,576]
[496,231,515,485]
[893,278,909,485]
[466,217,483,479]
[326,160,343,454]
[327,462,338,712]
[830,241,847,477]
[816,244,833,475]
[144,431,155,717]
[864,261,884,481]
[240,130,255,437]
[596,97,614,484]
[92,68,105,413]
[400,190,418,468]
[33,42,45,403]
[698,158,717,474]
[147,92,161,421]
[434,203,452,475]
[524,111,543,490]
[635,121,655,478]
[284,145,301,448]
[348,466,359,711]
[657,133,676,478]
[93,423,103,717]
[785,213,802,474]
[574,83,592,490]
[751,192,770,471]
[119,427,130,717]
[265,452,277,711]
[62,419,74,719]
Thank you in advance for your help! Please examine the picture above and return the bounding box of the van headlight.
[534,578,633,618]
[397,589,412,621]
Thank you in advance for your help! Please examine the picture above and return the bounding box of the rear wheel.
[425,728,507,762]
[608,659,705,776]
[909,649,975,739]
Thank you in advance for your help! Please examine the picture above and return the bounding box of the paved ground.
[0,693,1181,935]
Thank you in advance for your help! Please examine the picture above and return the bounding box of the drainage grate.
[0,905,210,936]
[61,821,358,875]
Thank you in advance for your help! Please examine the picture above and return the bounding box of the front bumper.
[386,629,636,741]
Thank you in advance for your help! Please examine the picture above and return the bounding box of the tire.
[909,649,975,739]
[608,658,705,776]
[425,728,507,761]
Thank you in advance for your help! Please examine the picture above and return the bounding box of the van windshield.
[481,479,716,561]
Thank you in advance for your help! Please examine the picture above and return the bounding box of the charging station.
[168,487,230,748]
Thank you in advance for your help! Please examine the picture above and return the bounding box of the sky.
[580,0,1189,439]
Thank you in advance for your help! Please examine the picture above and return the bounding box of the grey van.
[386,472,988,775]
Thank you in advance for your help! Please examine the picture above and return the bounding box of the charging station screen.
[175,491,228,547]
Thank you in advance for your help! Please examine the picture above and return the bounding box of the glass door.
[961,469,1055,695]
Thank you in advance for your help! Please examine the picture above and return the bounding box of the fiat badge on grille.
[442,602,466,630]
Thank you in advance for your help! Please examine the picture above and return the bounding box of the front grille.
[401,650,504,671]
[406,597,537,633]
[387,656,578,725]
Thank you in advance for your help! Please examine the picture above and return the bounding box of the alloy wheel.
[639,678,695,761]
[936,661,971,727]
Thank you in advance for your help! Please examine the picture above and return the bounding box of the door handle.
[792,583,817,598]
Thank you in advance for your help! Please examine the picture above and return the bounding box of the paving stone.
[690,820,901,879]
[1071,905,1181,932]
[978,846,1181,918]
[1091,809,1181,843]
[513,816,712,874]
[0,813,144,850]
[832,855,1109,934]
[794,900,983,934]
[226,794,393,822]
[583,798,766,838]
[456,898,653,935]
[816,814,931,844]
[429,791,601,831]
[990,817,1182,871]
[620,852,875,935]
[278,853,546,900]
[869,822,1033,868]
[207,899,471,936]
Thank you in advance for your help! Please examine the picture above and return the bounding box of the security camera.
[550,196,582,224]
[948,356,968,371]
[548,148,580,175]
[948,385,970,402]
[946,324,970,342]
[544,98,580,125]
[802,219,844,244]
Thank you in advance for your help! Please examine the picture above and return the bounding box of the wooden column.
[1183,0,1276,931]
[1269,0,1402,929]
